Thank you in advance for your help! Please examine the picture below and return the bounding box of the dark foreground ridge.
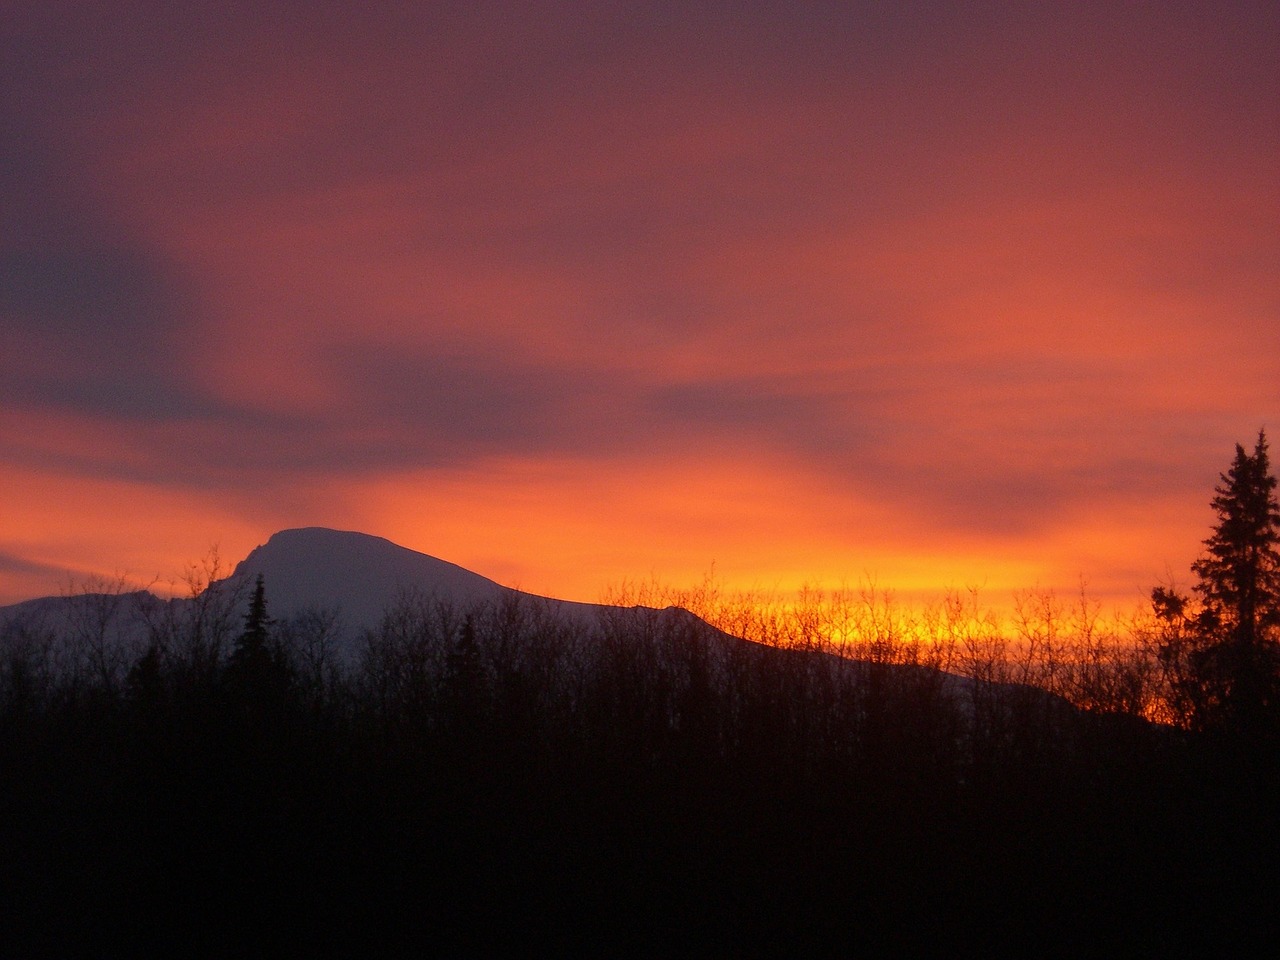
[2,527,1279,955]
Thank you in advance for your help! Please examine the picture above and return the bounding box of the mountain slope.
[1,527,1026,713]
[0,528,614,658]
[224,527,514,631]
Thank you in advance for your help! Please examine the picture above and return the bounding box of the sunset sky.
[2,1,1277,610]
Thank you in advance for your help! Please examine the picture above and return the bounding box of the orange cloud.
[2,1,1274,614]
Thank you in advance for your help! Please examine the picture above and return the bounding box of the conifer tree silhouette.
[225,574,289,715]
[1193,431,1280,645]
[230,575,272,670]
[1156,430,1280,736]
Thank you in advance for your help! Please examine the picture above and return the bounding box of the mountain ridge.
[0,527,648,650]
[223,527,514,633]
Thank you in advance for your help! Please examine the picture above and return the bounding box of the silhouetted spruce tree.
[231,575,272,664]
[1156,430,1280,737]
[225,574,290,715]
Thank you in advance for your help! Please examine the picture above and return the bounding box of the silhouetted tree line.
[3,435,1280,954]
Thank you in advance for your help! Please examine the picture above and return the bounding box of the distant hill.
[0,528,608,649]
[0,527,1039,712]
[223,527,563,632]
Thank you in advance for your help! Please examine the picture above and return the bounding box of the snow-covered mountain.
[228,528,506,627]
[0,528,621,655]
[1,526,1076,729]
[221,527,609,632]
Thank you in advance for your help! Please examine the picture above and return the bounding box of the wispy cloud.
[2,0,1275,604]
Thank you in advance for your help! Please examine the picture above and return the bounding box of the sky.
[2,1,1277,610]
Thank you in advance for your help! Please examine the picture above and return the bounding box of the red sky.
[2,1,1277,610]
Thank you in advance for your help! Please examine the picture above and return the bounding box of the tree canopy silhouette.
[228,575,272,671]
[224,573,291,716]
[1154,429,1280,737]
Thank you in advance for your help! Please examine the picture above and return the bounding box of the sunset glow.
[3,1,1276,610]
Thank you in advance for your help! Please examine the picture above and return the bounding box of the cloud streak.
[2,0,1276,605]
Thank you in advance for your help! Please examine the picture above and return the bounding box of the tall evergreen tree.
[1192,430,1280,647]
[230,574,273,672]
[225,574,290,714]
[1158,430,1280,735]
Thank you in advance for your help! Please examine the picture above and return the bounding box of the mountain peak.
[228,528,508,629]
